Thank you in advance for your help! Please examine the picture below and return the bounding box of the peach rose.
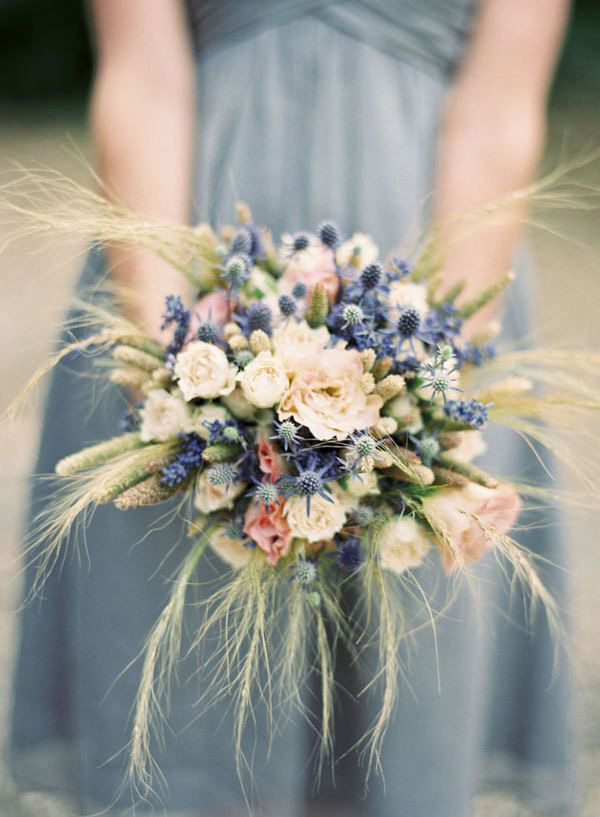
[258,436,285,482]
[280,245,339,302]
[422,482,522,571]
[244,500,292,566]
[278,345,382,441]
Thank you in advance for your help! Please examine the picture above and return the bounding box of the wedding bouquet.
[7,181,600,792]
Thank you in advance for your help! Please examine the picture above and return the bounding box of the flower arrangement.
[6,179,600,793]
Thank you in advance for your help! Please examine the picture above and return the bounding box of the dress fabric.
[10,1,577,815]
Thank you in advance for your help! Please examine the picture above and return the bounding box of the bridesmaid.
[11,1,575,815]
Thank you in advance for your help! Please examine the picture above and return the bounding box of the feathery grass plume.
[25,442,176,600]
[127,528,216,799]
[202,443,242,463]
[111,366,151,389]
[456,269,515,319]
[114,473,188,510]
[0,165,223,291]
[435,455,499,489]
[93,445,178,503]
[113,345,162,372]
[56,432,146,476]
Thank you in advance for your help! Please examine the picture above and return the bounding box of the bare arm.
[434,0,570,333]
[89,0,195,336]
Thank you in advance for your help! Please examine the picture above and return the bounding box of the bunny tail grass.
[25,442,177,601]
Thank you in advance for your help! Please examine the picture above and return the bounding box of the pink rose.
[194,290,231,326]
[422,482,522,571]
[281,246,339,302]
[257,436,285,482]
[244,499,292,566]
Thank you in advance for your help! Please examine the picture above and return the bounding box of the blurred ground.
[0,105,599,817]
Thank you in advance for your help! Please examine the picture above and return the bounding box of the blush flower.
[278,346,382,441]
[283,485,354,543]
[422,482,522,570]
[209,525,252,569]
[194,290,230,326]
[244,500,292,566]
[280,245,339,302]
[257,436,285,482]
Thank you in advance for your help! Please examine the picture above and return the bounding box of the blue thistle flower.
[292,282,307,299]
[295,559,317,585]
[292,233,310,252]
[120,408,139,433]
[391,258,411,280]
[196,321,219,344]
[317,221,340,247]
[207,463,240,487]
[278,294,296,318]
[246,302,272,335]
[272,419,302,452]
[287,458,337,515]
[234,349,254,369]
[253,481,279,511]
[397,307,421,339]
[221,254,251,289]
[337,538,364,572]
[231,227,253,256]
[353,506,374,527]
[342,303,364,328]
[415,435,440,466]
[360,263,382,290]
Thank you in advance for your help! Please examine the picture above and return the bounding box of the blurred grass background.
[0,2,599,815]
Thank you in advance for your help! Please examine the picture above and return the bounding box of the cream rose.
[388,281,429,317]
[283,485,351,542]
[237,352,289,408]
[194,469,247,514]
[271,319,330,374]
[174,341,237,401]
[378,515,430,575]
[336,232,379,269]
[422,482,522,570]
[139,389,191,442]
[190,404,231,439]
[209,525,252,569]
[278,345,382,441]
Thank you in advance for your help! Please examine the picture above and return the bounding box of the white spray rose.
[378,516,430,575]
[139,389,191,442]
[388,281,429,317]
[194,470,246,514]
[174,341,237,401]
[336,233,379,269]
[237,352,289,408]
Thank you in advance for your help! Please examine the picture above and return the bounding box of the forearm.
[89,0,196,336]
[432,0,570,333]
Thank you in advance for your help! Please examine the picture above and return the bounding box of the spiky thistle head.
[207,463,239,486]
[360,263,382,290]
[417,436,440,466]
[295,559,317,585]
[397,307,421,338]
[231,227,253,255]
[222,254,250,288]
[317,221,340,247]
[342,303,364,326]
[254,481,279,509]
[297,470,322,496]
[292,282,307,299]
[196,322,219,343]
[234,349,254,369]
[337,537,364,572]
[247,302,272,334]
[353,506,374,527]
[278,294,296,317]
[292,233,310,252]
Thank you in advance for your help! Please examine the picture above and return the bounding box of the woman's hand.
[90,0,196,338]
[433,0,570,336]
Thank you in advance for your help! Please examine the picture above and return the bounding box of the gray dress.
[11,2,577,815]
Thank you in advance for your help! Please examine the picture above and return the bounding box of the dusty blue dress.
[11,2,577,815]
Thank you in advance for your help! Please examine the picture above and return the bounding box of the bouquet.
[6,181,600,793]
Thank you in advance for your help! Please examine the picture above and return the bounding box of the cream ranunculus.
[336,233,379,269]
[448,431,487,463]
[194,469,247,514]
[345,471,380,498]
[174,341,237,401]
[378,515,430,574]
[237,352,289,408]
[209,525,252,569]
[190,403,231,439]
[283,485,351,543]
[278,345,382,441]
[139,389,191,442]
[388,281,429,317]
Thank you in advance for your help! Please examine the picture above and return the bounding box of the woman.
[11,1,575,815]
